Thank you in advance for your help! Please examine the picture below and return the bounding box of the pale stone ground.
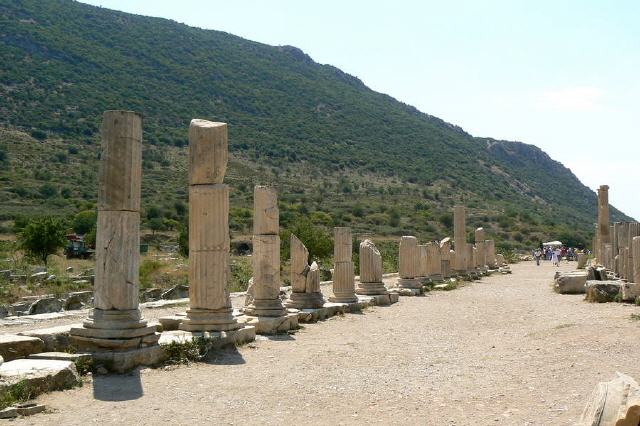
[11,261,640,425]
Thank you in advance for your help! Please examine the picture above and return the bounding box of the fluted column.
[633,237,640,284]
[284,234,325,308]
[356,239,387,295]
[245,186,286,316]
[427,242,442,280]
[330,227,358,303]
[475,228,486,269]
[486,239,496,268]
[398,236,422,289]
[70,111,158,359]
[453,206,467,273]
[418,244,428,278]
[180,119,239,331]
[440,241,451,278]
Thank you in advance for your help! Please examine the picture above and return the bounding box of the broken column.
[284,234,325,309]
[356,239,387,295]
[427,242,443,281]
[475,228,486,270]
[180,119,240,332]
[486,239,496,268]
[244,186,287,317]
[634,237,640,284]
[597,185,610,264]
[69,110,161,371]
[329,227,358,303]
[418,244,429,279]
[440,240,451,279]
[453,206,467,274]
[397,236,422,290]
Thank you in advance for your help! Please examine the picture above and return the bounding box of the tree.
[18,217,67,265]
[72,210,97,234]
[281,217,333,262]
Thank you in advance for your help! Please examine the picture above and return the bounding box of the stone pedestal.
[356,239,387,295]
[70,111,161,370]
[330,228,358,303]
[284,235,325,309]
[453,206,467,273]
[180,120,239,332]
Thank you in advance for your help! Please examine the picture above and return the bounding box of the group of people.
[532,246,586,267]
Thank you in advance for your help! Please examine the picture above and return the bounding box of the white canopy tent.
[543,241,563,247]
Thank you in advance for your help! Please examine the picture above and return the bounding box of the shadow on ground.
[92,370,143,401]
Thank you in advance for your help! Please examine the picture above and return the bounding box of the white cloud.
[538,86,605,111]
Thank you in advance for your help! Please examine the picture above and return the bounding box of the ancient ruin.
[356,239,387,296]
[453,206,467,274]
[69,111,162,371]
[284,235,325,309]
[329,227,358,303]
[397,236,422,292]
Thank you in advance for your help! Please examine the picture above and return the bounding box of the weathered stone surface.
[18,324,79,352]
[28,352,92,363]
[159,326,255,348]
[427,242,442,280]
[633,237,640,284]
[486,240,496,268]
[496,254,506,267]
[188,119,228,185]
[284,235,325,309]
[596,185,610,263]
[28,297,63,315]
[189,184,229,252]
[585,280,622,303]
[0,407,17,419]
[253,186,279,235]
[579,372,640,426]
[577,253,588,269]
[161,284,190,300]
[90,345,166,373]
[142,288,163,302]
[0,335,44,361]
[357,239,387,296]
[418,244,428,277]
[399,236,419,279]
[240,313,298,335]
[15,403,46,416]
[329,261,358,303]
[0,359,79,393]
[64,291,93,310]
[554,271,588,294]
[334,227,352,262]
[475,228,486,268]
[158,315,185,331]
[621,282,640,302]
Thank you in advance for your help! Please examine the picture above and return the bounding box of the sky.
[81,0,640,219]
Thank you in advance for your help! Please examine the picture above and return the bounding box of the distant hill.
[0,0,630,249]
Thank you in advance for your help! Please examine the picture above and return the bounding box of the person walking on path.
[534,249,542,266]
[552,248,560,267]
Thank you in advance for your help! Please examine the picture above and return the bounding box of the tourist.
[552,248,560,267]
[534,248,541,266]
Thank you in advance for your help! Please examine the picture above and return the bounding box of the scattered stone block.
[0,407,17,419]
[0,359,79,394]
[554,271,588,294]
[28,297,63,315]
[29,272,48,281]
[143,288,163,302]
[90,345,166,373]
[158,314,186,331]
[161,284,189,300]
[239,313,298,335]
[158,326,255,349]
[389,287,422,296]
[0,335,44,361]
[28,352,91,363]
[18,324,80,352]
[585,280,622,303]
[621,282,640,302]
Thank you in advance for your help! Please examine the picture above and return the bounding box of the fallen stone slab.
[579,372,640,425]
[621,282,640,302]
[159,326,256,349]
[0,407,17,419]
[554,271,588,294]
[238,313,299,335]
[585,280,622,303]
[293,304,347,323]
[18,324,80,352]
[158,314,186,332]
[28,352,92,364]
[0,335,44,361]
[15,402,46,416]
[140,298,189,309]
[389,287,422,297]
[0,359,79,396]
[28,297,63,315]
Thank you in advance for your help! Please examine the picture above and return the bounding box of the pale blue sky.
[81,0,640,219]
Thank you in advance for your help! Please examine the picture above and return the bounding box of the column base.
[179,307,241,332]
[283,292,325,309]
[244,298,286,317]
[159,326,256,348]
[355,282,388,296]
[328,292,358,303]
[397,278,422,290]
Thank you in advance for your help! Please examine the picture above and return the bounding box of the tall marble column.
[356,239,387,295]
[244,186,287,316]
[329,227,358,303]
[486,239,496,268]
[70,111,160,369]
[453,206,467,273]
[440,241,451,279]
[597,185,610,263]
[398,236,422,289]
[284,234,325,308]
[180,119,239,332]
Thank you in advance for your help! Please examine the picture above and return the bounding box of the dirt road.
[14,262,640,425]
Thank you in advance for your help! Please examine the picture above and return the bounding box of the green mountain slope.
[0,0,630,249]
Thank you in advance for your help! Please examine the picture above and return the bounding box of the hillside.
[0,0,631,250]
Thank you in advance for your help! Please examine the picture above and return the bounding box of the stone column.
[398,236,422,289]
[284,234,325,309]
[466,243,475,272]
[597,185,610,263]
[70,111,160,370]
[427,242,443,281]
[440,241,451,279]
[356,239,387,295]
[475,228,486,270]
[180,119,239,332]
[244,186,286,316]
[486,239,496,268]
[418,244,429,278]
[329,227,358,303]
[453,206,467,273]
[633,237,640,284]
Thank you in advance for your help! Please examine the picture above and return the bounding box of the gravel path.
[13,262,640,425]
